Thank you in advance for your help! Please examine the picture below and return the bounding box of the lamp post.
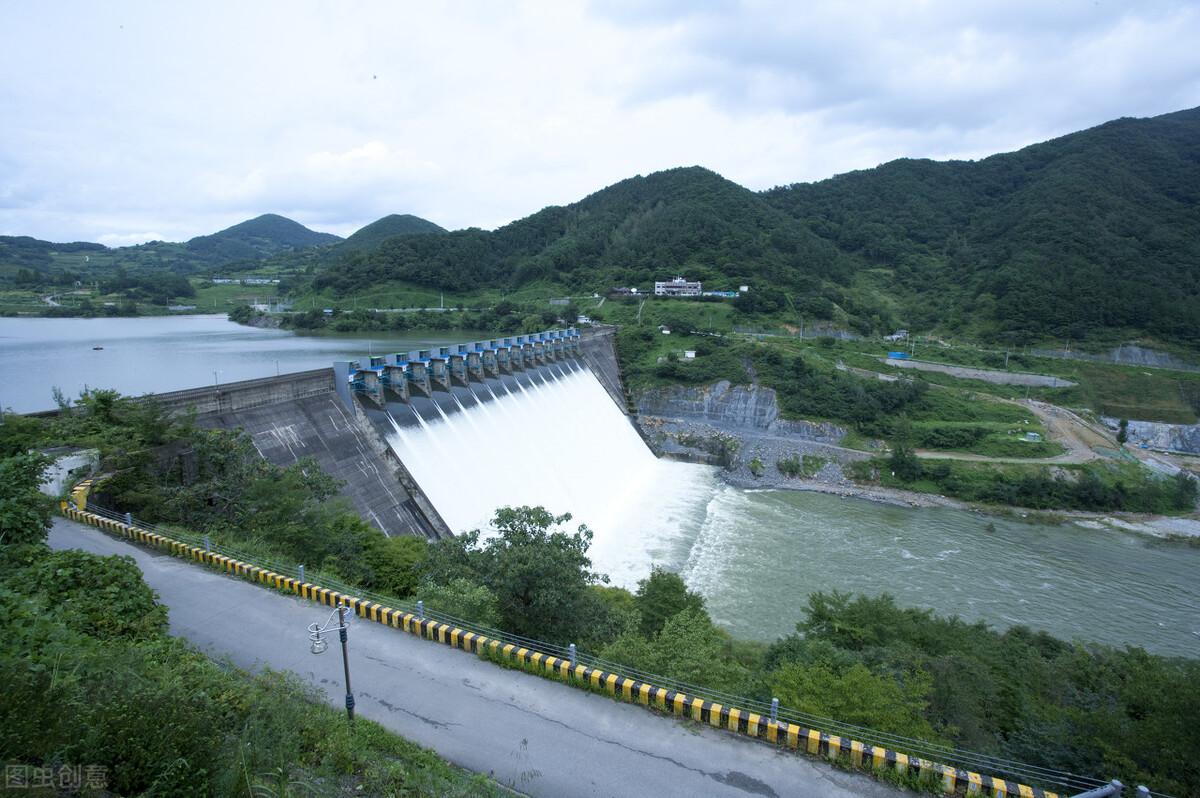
[308,605,355,721]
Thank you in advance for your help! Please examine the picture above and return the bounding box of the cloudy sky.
[2,1,1199,245]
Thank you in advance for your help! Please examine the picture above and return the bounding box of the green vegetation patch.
[858,452,1197,514]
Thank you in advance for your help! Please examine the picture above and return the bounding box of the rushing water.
[679,488,1200,657]
[385,363,716,586]
[4,316,1198,656]
[0,315,483,413]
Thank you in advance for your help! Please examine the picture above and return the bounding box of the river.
[678,487,1200,658]
[4,315,1198,658]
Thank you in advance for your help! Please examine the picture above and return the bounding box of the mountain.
[339,214,446,252]
[763,107,1200,346]
[314,167,854,301]
[0,214,342,284]
[185,213,341,263]
[306,107,1200,350]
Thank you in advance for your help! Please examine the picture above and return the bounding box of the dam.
[136,326,673,550]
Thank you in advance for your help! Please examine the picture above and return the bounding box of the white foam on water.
[384,366,719,587]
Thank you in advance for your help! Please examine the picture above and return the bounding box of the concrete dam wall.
[149,367,451,539]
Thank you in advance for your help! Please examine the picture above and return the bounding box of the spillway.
[383,362,719,586]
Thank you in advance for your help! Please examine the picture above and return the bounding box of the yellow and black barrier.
[59,501,1059,798]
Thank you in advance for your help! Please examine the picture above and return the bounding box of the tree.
[1117,418,1129,445]
[888,443,922,482]
[363,534,428,597]
[421,506,608,643]
[478,507,606,642]
[0,454,52,546]
[419,577,501,627]
[635,567,706,637]
[602,607,747,693]
[769,660,943,743]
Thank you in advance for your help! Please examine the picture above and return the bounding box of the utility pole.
[308,606,355,722]
[338,606,354,721]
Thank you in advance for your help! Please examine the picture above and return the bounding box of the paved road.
[50,519,903,798]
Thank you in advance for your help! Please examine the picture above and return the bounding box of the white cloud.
[0,0,1197,244]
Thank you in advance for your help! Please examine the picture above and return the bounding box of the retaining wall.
[149,368,335,415]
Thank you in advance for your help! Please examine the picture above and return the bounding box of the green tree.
[419,577,501,628]
[0,454,52,546]
[769,660,944,743]
[0,412,45,457]
[363,534,428,597]
[634,566,706,637]
[603,607,747,693]
[888,443,922,482]
[480,507,606,642]
[421,506,607,643]
[1117,418,1129,445]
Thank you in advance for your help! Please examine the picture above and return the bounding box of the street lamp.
[309,605,355,721]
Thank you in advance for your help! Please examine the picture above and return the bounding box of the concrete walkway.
[49,518,904,798]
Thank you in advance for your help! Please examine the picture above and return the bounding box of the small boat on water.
[92,346,104,350]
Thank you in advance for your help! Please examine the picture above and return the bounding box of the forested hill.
[315,167,858,305]
[0,213,343,283]
[338,214,446,252]
[763,107,1200,346]
[308,107,1200,351]
[184,213,341,262]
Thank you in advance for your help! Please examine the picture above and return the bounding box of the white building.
[654,276,702,297]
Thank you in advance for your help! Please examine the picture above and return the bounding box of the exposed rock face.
[1105,417,1200,454]
[1107,345,1198,370]
[636,380,846,443]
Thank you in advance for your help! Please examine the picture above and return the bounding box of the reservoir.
[0,315,480,414]
[5,315,1199,658]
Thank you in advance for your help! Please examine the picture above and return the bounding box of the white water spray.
[385,366,718,586]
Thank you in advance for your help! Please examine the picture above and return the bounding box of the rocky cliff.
[636,380,846,443]
[1104,416,1200,454]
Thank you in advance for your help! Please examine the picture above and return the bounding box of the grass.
[910,420,1065,458]
[787,335,1200,425]
[1048,360,1200,424]
[191,279,280,310]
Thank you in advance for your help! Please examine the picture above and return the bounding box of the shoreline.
[715,461,1200,540]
